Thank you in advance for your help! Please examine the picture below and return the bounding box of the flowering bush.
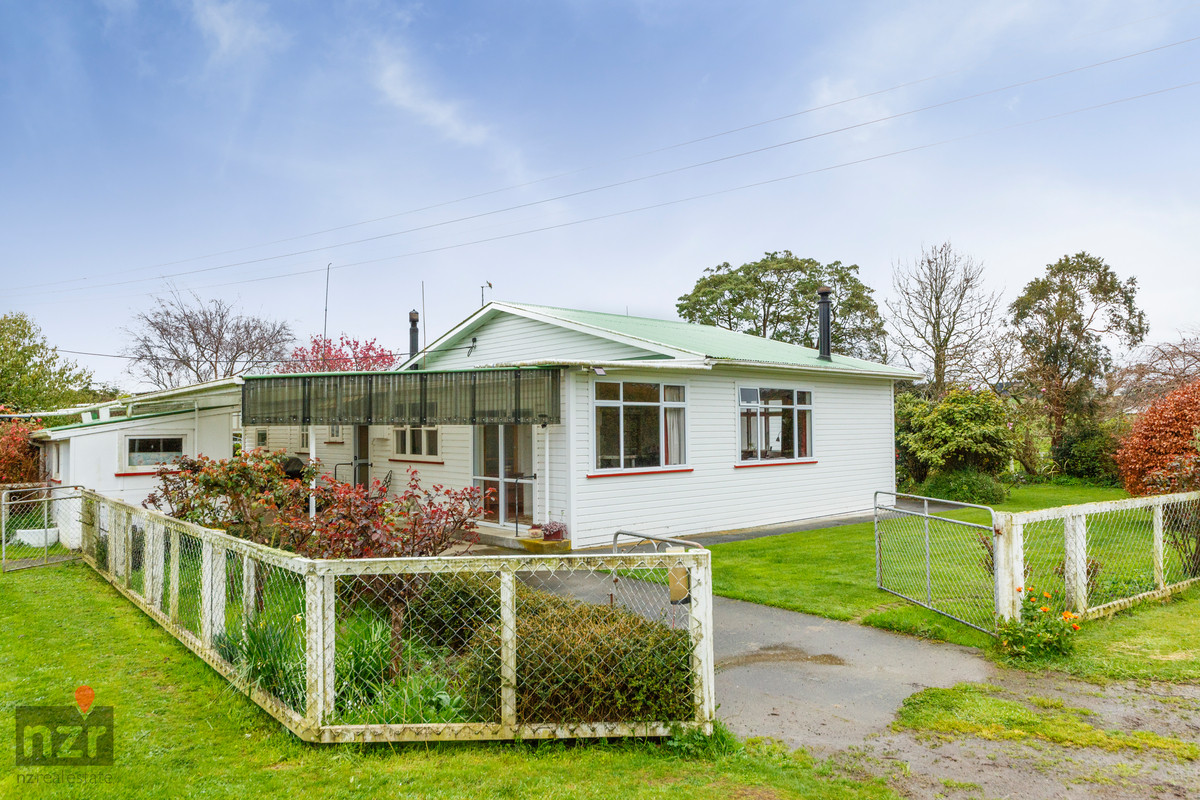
[996,587,1081,658]
[144,451,317,548]
[1115,378,1200,495]
[539,520,568,541]
[899,388,1015,477]
[0,407,44,484]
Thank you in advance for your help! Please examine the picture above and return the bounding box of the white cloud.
[190,0,288,64]
[374,46,490,147]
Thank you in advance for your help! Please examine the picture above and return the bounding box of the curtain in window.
[665,407,686,465]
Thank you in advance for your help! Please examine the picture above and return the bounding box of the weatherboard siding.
[421,312,656,369]
[567,368,895,549]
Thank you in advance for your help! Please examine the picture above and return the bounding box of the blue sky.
[3,1,1199,389]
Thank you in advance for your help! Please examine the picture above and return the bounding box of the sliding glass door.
[473,424,534,527]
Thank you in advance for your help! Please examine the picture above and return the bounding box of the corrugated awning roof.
[241,367,562,427]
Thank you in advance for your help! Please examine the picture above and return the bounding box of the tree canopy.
[124,291,294,389]
[0,312,96,411]
[675,251,888,361]
[277,334,401,373]
[1009,252,1147,446]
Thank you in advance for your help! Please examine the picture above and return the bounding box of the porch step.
[474,528,571,554]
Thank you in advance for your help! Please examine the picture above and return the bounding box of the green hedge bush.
[1052,425,1119,484]
[460,587,694,724]
[919,469,1008,505]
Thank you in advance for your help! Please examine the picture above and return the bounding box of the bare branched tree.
[124,291,294,389]
[1111,328,1200,410]
[886,241,1002,396]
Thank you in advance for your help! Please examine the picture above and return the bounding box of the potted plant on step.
[539,521,567,542]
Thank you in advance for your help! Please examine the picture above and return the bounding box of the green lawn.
[0,563,901,800]
[709,483,1190,656]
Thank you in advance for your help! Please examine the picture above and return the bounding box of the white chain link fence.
[994,490,1200,620]
[76,490,715,742]
[2,484,84,572]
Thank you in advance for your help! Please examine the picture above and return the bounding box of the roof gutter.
[487,359,714,371]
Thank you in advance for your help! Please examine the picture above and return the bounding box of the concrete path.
[712,596,994,752]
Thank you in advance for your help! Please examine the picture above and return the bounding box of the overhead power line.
[8,32,1199,300]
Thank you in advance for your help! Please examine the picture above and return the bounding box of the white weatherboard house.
[241,300,919,550]
[27,379,243,504]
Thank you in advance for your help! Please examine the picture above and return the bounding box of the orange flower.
[1043,592,1052,599]
[1071,624,1080,631]
[1016,587,1023,592]
[1040,607,1050,613]
[1062,611,1076,620]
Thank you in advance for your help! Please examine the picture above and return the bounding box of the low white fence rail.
[994,490,1200,620]
[75,490,715,743]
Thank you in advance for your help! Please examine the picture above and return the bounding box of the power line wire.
[9,32,1199,299]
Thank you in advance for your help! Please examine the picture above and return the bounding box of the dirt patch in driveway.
[830,669,1200,799]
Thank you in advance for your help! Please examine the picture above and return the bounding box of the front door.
[473,424,534,528]
[353,425,371,487]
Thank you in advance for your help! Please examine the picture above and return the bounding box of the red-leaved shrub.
[0,408,44,484]
[1115,379,1200,495]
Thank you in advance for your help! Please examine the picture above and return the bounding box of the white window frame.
[326,423,343,443]
[592,380,688,472]
[299,429,310,452]
[122,433,189,472]
[254,429,268,449]
[736,385,815,464]
[392,426,441,462]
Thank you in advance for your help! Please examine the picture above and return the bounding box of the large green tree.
[0,312,96,411]
[675,251,888,360]
[1009,252,1148,447]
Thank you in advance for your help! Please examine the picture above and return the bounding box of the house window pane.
[739,387,758,405]
[798,409,811,457]
[760,388,793,407]
[595,407,620,469]
[796,391,812,406]
[623,405,661,468]
[739,408,759,460]
[394,429,407,455]
[665,407,686,465]
[762,409,790,459]
[411,428,423,455]
[425,429,438,457]
[596,382,620,401]
[664,385,685,403]
[128,437,184,467]
[255,430,268,448]
[623,382,659,403]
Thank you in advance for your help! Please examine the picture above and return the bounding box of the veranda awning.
[241,367,562,427]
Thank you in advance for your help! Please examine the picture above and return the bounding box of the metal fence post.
[168,529,181,623]
[304,570,335,731]
[1,492,8,571]
[200,539,227,647]
[1065,514,1088,613]
[42,487,50,566]
[241,555,257,636]
[1152,504,1166,590]
[146,521,165,608]
[923,498,932,606]
[688,553,715,730]
[499,567,518,734]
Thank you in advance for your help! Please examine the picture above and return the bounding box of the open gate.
[874,491,998,634]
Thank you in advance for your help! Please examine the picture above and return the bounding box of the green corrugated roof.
[501,302,919,378]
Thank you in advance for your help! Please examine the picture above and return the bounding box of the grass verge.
[0,562,901,800]
[894,683,1198,761]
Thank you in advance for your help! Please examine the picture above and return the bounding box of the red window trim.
[733,459,818,469]
[388,458,445,465]
[114,470,180,477]
[586,467,694,479]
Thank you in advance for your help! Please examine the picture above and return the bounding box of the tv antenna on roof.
[481,281,493,307]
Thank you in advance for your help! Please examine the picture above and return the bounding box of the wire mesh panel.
[1,486,84,572]
[72,490,713,743]
[875,493,997,633]
[1007,491,1200,619]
